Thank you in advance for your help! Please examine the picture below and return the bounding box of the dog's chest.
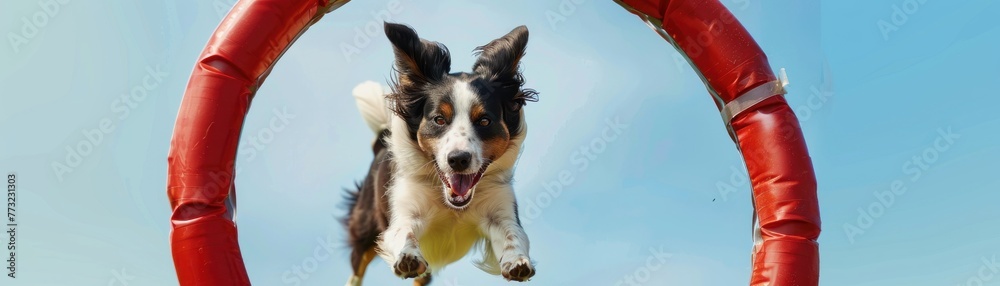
[418,211,483,270]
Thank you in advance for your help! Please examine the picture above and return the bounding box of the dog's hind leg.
[413,273,432,286]
[346,247,378,286]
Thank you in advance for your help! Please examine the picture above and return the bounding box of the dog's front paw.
[393,252,428,279]
[501,256,535,282]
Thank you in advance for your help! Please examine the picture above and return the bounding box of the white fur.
[435,81,485,174]
[361,79,534,279]
[352,80,391,134]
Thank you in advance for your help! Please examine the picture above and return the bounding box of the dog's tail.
[353,80,391,135]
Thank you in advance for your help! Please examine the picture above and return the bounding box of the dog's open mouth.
[437,164,489,208]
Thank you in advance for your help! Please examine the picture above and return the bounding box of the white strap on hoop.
[721,68,789,126]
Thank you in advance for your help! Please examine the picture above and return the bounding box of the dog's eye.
[433,116,447,125]
[478,117,491,127]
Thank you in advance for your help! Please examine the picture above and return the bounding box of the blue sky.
[2,0,1000,285]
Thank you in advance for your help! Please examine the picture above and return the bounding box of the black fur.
[472,26,538,136]
[385,22,452,140]
[342,131,392,277]
[384,23,537,140]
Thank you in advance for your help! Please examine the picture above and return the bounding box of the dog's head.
[384,22,536,209]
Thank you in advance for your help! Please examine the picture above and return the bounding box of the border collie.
[342,22,537,285]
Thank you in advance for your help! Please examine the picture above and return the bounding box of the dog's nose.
[447,151,472,172]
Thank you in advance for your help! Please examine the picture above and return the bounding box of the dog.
[342,22,538,286]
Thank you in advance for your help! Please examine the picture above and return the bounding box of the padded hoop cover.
[166,0,346,284]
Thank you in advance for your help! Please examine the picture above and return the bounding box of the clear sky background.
[2,0,999,285]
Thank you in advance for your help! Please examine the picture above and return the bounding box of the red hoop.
[166,0,344,284]
[167,1,821,285]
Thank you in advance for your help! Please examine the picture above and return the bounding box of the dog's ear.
[473,26,528,81]
[473,26,537,112]
[385,22,451,87]
[384,22,452,119]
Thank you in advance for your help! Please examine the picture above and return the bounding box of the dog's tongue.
[449,174,476,197]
